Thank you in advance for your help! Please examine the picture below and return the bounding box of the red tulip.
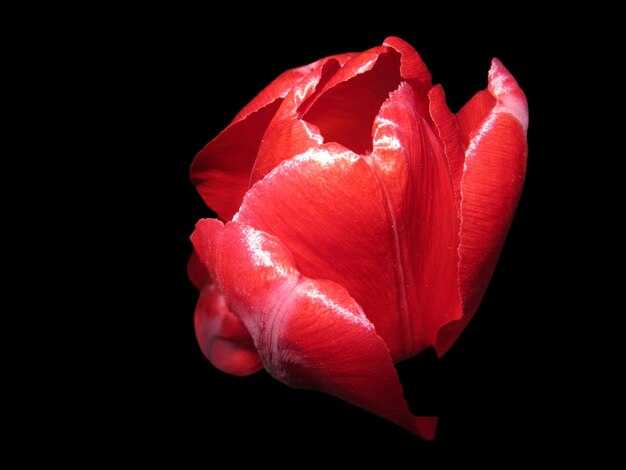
[189,37,528,439]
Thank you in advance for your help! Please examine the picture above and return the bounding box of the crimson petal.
[193,282,263,377]
[455,90,497,149]
[236,82,460,362]
[250,53,356,185]
[428,85,465,208]
[190,63,320,221]
[189,248,262,376]
[367,83,462,358]
[299,45,391,112]
[187,249,207,289]
[301,47,402,155]
[383,36,431,91]
[192,218,437,439]
[232,64,324,123]
[383,36,433,118]
[435,59,528,355]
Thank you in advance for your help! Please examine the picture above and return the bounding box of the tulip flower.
[189,36,528,439]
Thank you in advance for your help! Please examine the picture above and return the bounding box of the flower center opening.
[301,50,402,155]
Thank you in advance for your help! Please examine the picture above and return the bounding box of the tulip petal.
[428,84,465,208]
[189,247,262,376]
[187,249,207,289]
[250,53,357,184]
[190,63,320,221]
[192,218,437,439]
[383,36,432,92]
[301,47,402,155]
[193,282,263,377]
[383,36,433,118]
[435,59,528,355]
[299,45,391,112]
[367,83,462,358]
[486,59,529,132]
[232,64,323,127]
[236,82,460,362]
[190,99,282,221]
[455,90,496,148]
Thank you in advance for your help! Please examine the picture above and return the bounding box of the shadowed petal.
[299,45,391,113]
[455,90,496,148]
[383,36,433,118]
[383,36,432,92]
[302,47,402,155]
[190,62,325,221]
[188,249,262,376]
[187,249,207,289]
[190,99,282,221]
[193,282,263,376]
[428,84,465,208]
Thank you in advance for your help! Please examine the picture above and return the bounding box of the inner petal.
[301,51,402,155]
[455,89,496,148]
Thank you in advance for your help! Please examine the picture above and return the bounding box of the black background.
[15,11,584,465]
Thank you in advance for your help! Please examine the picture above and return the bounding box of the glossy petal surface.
[189,39,529,438]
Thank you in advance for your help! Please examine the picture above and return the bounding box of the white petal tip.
[489,58,529,134]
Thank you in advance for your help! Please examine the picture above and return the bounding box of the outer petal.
[455,58,528,148]
[231,64,323,124]
[192,218,437,439]
[435,59,528,355]
[193,282,263,376]
[190,62,323,221]
[367,83,462,358]
[188,249,262,376]
[187,249,207,290]
[236,82,460,362]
